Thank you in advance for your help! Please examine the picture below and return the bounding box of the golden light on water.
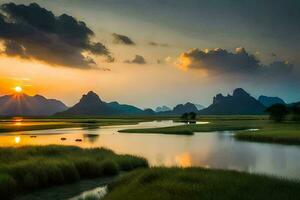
[14,136,21,144]
[175,152,192,167]
[14,122,23,126]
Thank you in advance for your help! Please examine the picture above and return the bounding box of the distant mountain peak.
[185,102,195,106]
[0,93,67,116]
[173,102,198,114]
[55,91,146,116]
[258,95,285,107]
[80,91,102,104]
[155,106,171,112]
[33,94,47,100]
[233,88,250,97]
[200,88,265,115]
[213,93,225,104]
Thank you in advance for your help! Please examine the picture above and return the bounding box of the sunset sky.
[0,0,299,108]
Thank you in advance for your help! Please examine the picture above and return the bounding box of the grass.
[78,195,102,200]
[119,120,267,135]
[235,122,300,145]
[104,167,300,200]
[0,145,148,199]
[0,115,269,134]
[0,118,148,134]
[118,119,300,145]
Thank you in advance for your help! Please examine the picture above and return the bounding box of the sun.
[14,86,23,93]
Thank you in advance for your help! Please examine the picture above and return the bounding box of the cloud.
[0,3,113,69]
[177,47,294,77]
[149,41,168,47]
[125,55,146,64]
[112,33,135,45]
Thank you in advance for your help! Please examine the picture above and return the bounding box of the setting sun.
[14,86,23,93]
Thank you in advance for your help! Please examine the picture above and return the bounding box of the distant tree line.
[266,103,300,122]
[180,112,197,123]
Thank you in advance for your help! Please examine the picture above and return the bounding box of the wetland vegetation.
[0,145,148,199]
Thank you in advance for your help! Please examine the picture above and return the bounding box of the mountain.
[55,91,145,116]
[172,102,198,114]
[258,95,285,107]
[156,102,198,115]
[0,94,68,116]
[107,101,144,114]
[155,106,171,112]
[194,104,205,110]
[144,108,156,115]
[199,88,266,115]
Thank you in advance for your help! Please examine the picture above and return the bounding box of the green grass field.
[0,145,148,199]
[119,120,267,135]
[0,115,269,134]
[118,117,300,145]
[0,118,148,134]
[235,122,300,144]
[103,168,300,200]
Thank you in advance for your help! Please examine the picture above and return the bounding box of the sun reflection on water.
[14,136,21,144]
[14,122,23,126]
[175,152,192,167]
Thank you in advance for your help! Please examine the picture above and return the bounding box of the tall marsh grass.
[0,145,148,199]
[104,168,300,200]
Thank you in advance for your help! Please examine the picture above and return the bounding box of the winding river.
[1,120,300,180]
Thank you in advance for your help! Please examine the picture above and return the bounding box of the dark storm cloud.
[125,55,146,64]
[112,33,135,45]
[3,40,27,58]
[0,3,113,69]
[178,47,293,77]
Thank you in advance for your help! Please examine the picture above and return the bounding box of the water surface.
[1,120,300,179]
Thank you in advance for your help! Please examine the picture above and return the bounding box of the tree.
[266,104,288,122]
[181,113,189,121]
[181,112,197,123]
[188,112,197,120]
[290,103,300,121]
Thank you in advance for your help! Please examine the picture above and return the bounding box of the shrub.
[266,104,289,122]
[0,174,17,200]
[115,156,148,171]
[99,160,119,176]
[0,146,148,197]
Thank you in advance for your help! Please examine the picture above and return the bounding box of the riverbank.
[118,120,266,135]
[0,115,269,134]
[235,122,300,145]
[103,167,300,200]
[119,120,300,145]
[0,145,148,199]
[0,118,147,134]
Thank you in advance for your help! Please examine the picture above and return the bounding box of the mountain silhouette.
[194,104,205,110]
[173,102,198,114]
[0,93,67,116]
[157,102,198,115]
[258,95,285,107]
[155,106,171,112]
[199,88,266,115]
[55,91,145,116]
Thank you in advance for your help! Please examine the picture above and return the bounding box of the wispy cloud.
[124,55,146,64]
[112,33,135,45]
